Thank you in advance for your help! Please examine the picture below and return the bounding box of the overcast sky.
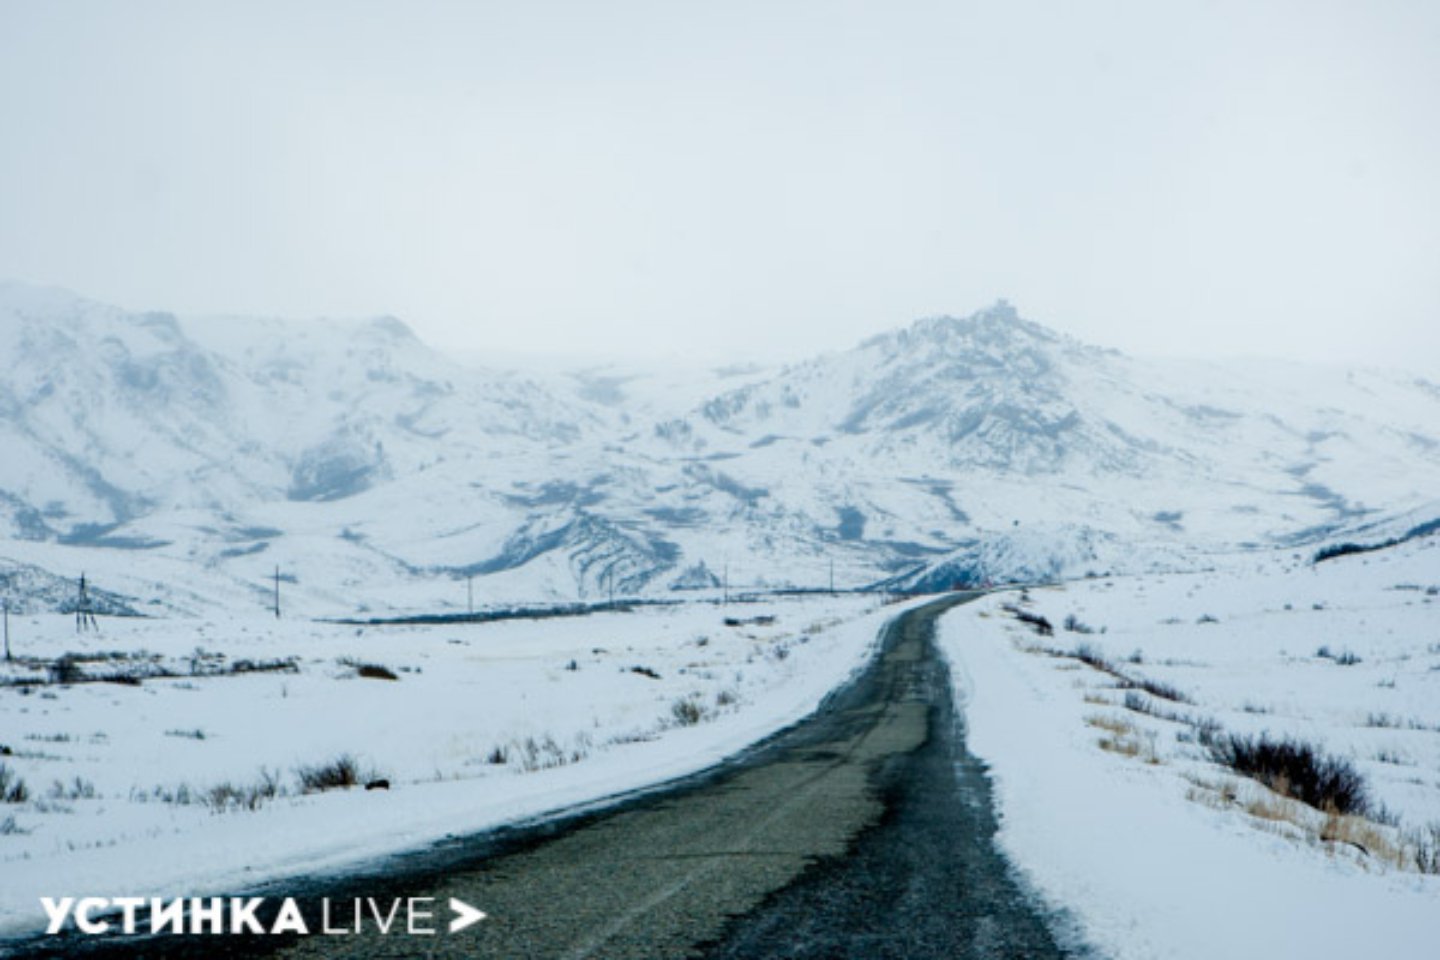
[1,1,1437,370]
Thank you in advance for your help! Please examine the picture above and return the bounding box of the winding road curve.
[22,593,1074,959]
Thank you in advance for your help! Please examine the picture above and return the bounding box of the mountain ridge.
[1,282,1437,614]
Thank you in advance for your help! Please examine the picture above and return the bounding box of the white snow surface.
[0,593,909,937]
[939,537,1440,960]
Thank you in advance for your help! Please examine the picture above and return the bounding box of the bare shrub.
[1122,691,1154,715]
[49,656,85,685]
[339,657,398,680]
[48,777,96,801]
[1073,642,1117,673]
[1409,823,1440,874]
[1313,645,1362,665]
[228,658,299,675]
[1209,734,1369,816]
[671,696,710,726]
[1122,695,1194,725]
[205,782,244,811]
[568,731,593,764]
[202,769,282,813]
[1124,676,1191,704]
[0,764,28,803]
[297,754,365,793]
[1013,609,1053,637]
[138,782,197,806]
[1191,717,1224,747]
[515,736,568,772]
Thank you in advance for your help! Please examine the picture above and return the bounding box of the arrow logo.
[448,898,487,933]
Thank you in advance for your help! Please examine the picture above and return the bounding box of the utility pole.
[467,575,474,616]
[273,565,281,619]
[607,568,616,609]
[3,598,10,662]
[723,561,729,606]
[75,573,97,634]
[829,558,835,595]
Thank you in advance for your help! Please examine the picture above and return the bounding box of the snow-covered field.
[940,537,1440,959]
[0,592,903,937]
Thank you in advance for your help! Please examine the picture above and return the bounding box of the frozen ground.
[0,592,901,937]
[940,536,1440,959]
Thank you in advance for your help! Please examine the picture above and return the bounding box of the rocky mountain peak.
[889,301,1069,361]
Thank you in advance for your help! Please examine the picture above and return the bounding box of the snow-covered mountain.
[2,283,1437,615]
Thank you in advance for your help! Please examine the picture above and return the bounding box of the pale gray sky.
[1,1,1437,370]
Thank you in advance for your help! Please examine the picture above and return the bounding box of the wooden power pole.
[273,566,281,619]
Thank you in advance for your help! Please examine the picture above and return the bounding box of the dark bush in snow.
[0,764,28,804]
[297,754,368,793]
[1209,734,1369,816]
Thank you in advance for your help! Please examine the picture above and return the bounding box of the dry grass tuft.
[1187,785,1228,811]
[1186,771,1425,873]
[1087,713,1159,760]
[1085,714,1134,737]
[1321,810,1407,869]
[1098,735,1142,757]
[1244,793,1304,825]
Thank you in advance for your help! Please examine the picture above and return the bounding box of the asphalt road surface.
[18,593,1076,959]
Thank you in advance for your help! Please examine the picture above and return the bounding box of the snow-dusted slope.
[0,283,598,529]
[2,283,1437,615]
[642,301,1440,585]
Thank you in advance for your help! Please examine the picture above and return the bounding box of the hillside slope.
[2,284,1437,614]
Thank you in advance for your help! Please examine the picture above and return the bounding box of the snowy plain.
[939,537,1440,959]
[0,592,908,938]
